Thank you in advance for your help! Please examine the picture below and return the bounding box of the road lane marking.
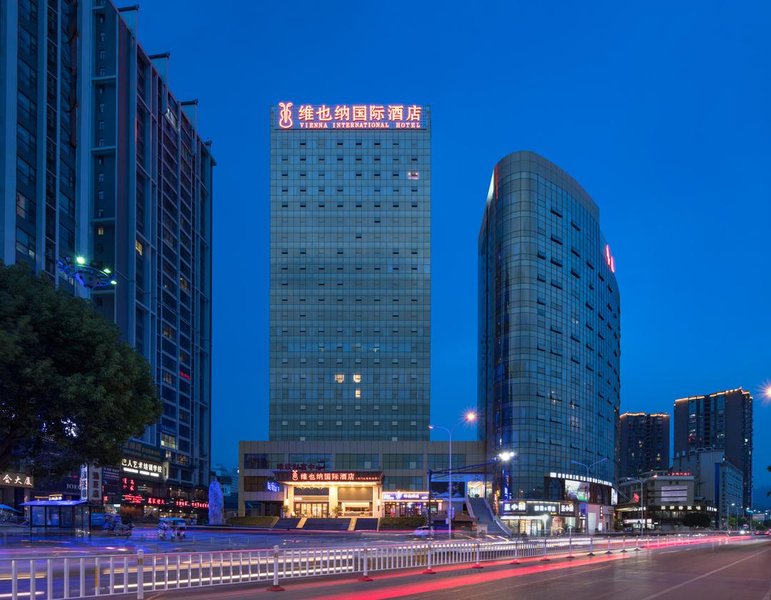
[641,546,771,600]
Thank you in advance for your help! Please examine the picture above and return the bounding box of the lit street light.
[429,410,477,539]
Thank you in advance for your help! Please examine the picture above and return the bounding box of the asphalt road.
[141,538,771,600]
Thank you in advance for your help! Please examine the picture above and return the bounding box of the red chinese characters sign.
[276,103,426,130]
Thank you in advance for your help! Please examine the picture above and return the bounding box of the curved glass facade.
[478,151,620,501]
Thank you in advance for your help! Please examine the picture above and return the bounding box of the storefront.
[499,499,577,536]
[382,491,432,517]
[116,455,208,523]
[276,470,384,518]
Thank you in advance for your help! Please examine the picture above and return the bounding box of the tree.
[0,264,160,476]
[681,512,711,528]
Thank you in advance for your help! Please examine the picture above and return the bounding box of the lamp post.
[730,502,736,532]
[429,411,476,540]
[570,458,608,533]
[622,476,650,531]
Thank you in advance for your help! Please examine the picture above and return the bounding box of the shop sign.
[89,467,103,504]
[0,471,33,488]
[382,491,429,502]
[121,457,165,478]
[276,470,382,483]
[80,465,88,501]
[500,500,574,516]
[142,496,210,510]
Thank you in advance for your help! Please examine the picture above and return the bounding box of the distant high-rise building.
[619,412,670,479]
[478,151,620,534]
[269,102,430,442]
[673,388,753,508]
[1,0,213,516]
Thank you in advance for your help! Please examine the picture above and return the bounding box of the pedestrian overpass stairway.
[467,496,511,536]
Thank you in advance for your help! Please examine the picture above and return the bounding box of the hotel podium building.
[478,151,621,535]
[0,0,213,518]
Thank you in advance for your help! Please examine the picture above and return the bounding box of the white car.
[413,526,434,538]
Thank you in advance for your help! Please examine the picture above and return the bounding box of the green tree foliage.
[0,264,160,475]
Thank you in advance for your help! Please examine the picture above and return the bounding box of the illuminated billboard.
[565,479,590,502]
[275,103,427,130]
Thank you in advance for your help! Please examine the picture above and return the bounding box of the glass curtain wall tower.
[478,151,620,502]
[269,103,430,442]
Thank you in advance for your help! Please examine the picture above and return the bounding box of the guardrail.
[0,533,751,599]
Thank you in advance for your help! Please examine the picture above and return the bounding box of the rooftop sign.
[275,103,426,130]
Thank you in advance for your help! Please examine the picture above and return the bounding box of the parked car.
[413,526,434,538]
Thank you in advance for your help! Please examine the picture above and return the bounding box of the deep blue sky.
[116,1,771,496]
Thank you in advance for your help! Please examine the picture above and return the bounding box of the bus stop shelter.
[20,500,89,532]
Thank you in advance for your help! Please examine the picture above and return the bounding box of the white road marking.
[641,546,771,600]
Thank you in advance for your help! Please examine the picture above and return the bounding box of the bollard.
[621,535,627,553]
[509,539,521,565]
[422,542,436,575]
[605,536,612,555]
[587,535,595,557]
[567,530,575,559]
[472,541,483,568]
[136,550,144,600]
[358,545,373,582]
[266,545,285,592]
[539,535,550,562]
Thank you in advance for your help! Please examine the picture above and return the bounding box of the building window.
[135,240,143,255]
[353,373,361,383]
[335,374,345,383]
[161,433,177,449]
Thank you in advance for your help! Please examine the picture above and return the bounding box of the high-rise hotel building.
[0,0,213,513]
[269,103,430,442]
[478,151,620,533]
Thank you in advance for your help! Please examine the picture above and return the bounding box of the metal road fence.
[0,533,750,599]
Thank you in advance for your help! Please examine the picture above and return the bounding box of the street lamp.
[570,458,609,533]
[622,476,652,531]
[570,457,609,478]
[428,410,476,539]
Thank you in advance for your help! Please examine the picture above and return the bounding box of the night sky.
[114,1,771,498]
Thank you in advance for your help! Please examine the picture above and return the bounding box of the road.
[142,537,771,600]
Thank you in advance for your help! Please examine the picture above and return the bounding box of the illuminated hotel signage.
[604,244,616,273]
[499,500,575,517]
[275,102,426,130]
[276,470,383,483]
